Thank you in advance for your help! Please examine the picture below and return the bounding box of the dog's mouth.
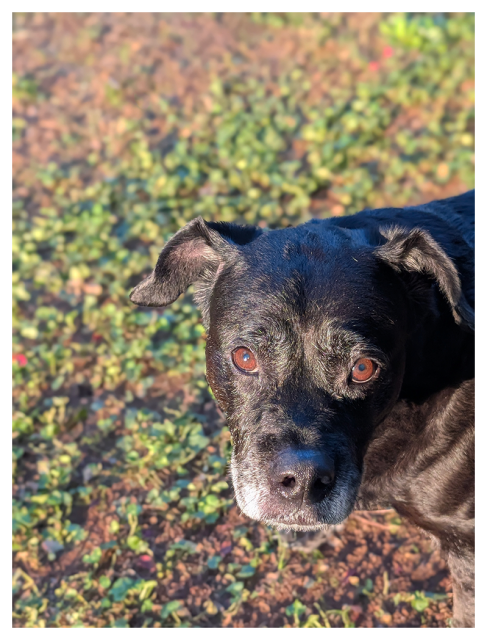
[231,453,361,530]
[255,478,338,531]
[236,495,355,532]
[260,505,340,532]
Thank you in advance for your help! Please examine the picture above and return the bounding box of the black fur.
[130,190,474,627]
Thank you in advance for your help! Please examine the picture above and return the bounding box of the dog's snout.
[273,448,335,504]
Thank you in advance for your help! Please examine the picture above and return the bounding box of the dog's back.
[406,189,474,248]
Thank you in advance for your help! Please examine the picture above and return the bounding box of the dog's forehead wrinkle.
[249,222,372,263]
[319,321,370,349]
[215,253,381,328]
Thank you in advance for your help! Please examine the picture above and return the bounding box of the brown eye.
[232,347,258,373]
[351,358,378,383]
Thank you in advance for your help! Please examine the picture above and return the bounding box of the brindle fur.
[130,190,474,627]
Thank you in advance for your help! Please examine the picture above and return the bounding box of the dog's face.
[203,227,409,530]
[130,216,472,531]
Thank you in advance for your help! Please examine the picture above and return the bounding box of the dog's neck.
[356,295,474,513]
[358,377,474,514]
[400,297,474,404]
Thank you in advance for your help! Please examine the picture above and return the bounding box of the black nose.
[272,448,335,504]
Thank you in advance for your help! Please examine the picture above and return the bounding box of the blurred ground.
[12,13,474,627]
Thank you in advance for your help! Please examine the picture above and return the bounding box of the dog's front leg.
[448,551,475,628]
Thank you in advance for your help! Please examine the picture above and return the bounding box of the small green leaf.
[237,564,255,578]
[207,555,222,569]
[82,547,102,565]
[286,599,307,621]
[111,618,129,628]
[411,592,430,613]
[160,600,181,620]
[99,576,111,589]
[226,581,244,597]
[109,577,137,602]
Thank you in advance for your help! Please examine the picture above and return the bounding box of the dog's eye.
[351,358,378,383]
[232,347,258,373]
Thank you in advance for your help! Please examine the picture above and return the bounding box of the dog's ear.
[129,217,262,308]
[375,226,474,331]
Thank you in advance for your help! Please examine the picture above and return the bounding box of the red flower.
[137,554,155,571]
[13,354,27,367]
[369,61,380,72]
[383,45,394,59]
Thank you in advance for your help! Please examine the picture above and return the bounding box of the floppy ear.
[129,217,262,309]
[375,226,474,331]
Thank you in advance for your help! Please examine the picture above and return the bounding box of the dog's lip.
[275,512,317,526]
[263,501,353,528]
[257,503,332,527]
[264,511,340,529]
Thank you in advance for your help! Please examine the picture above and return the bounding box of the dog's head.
[130,217,473,530]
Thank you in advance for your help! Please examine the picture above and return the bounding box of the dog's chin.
[233,483,358,531]
[267,520,333,533]
[249,504,354,531]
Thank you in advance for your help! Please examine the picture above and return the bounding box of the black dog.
[130,190,474,627]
